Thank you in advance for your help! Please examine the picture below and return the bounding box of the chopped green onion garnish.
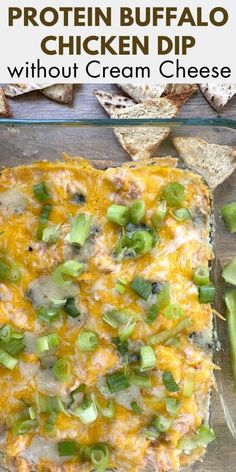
[71,384,86,401]
[37,306,59,324]
[115,278,127,294]
[13,419,37,436]
[114,234,134,261]
[33,182,50,202]
[162,371,179,392]
[151,200,167,229]
[96,399,115,419]
[35,332,60,354]
[165,337,181,347]
[36,204,53,240]
[131,199,146,225]
[42,224,60,244]
[164,397,180,415]
[53,260,85,286]
[53,356,72,382]
[28,406,36,420]
[58,440,78,457]
[220,202,236,233]
[131,276,152,301]
[153,415,172,432]
[183,375,194,398]
[131,401,142,414]
[63,297,80,318]
[67,213,93,247]
[130,372,151,389]
[162,182,185,207]
[112,337,129,359]
[140,346,156,371]
[0,338,25,356]
[146,304,159,324]
[198,284,215,304]
[118,321,136,342]
[143,426,160,440]
[106,371,130,393]
[222,256,236,286]
[193,266,210,286]
[44,411,58,434]
[74,396,98,424]
[178,425,215,452]
[164,303,184,320]
[107,204,131,226]
[77,331,99,352]
[0,257,22,283]
[170,208,191,221]
[102,309,133,329]
[90,443,110,472]
[150,318,192,346]
[0,348,18,370]
[36,394,66,413]
[0,325,12,343]
[131,230,154,255]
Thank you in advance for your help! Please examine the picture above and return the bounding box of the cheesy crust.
[0,158,214,472]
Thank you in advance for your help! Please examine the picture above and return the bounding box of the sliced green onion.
[28,406,36,420]
[222,256,236,286]
[143,426,160,440]
[131,230,154,255]
[63,297,80,318]
[165,337,181,347]
[114,235,133,261]
[53,356,72,382]
[131,401,142,415]
[58,440,78,457]
[131,199,146,225]
[178,425,215,452]
[146,304,159,324]
[36,203,53,240]
[0,348,18,370]
[106,371,130,393]
[44,411,58,434]
[162,182,185,207]
[0,325,12,343]
[198,284,215,304]
[13,419,37,436]
[37,307,59,324]
[50,298,67,308]
[33,182,50,202]
[153,415,172,432]
[131,276,152,301]
[42,224,60,244]
[71,384,86,401]
[107,204,131,226]
[36,394,66,413]
[115,278,127,294]
[170,208,191,221]
[220,202,236,233]
[151,200,167,229]
[183,375,194,398]
[102,309,133,329]
[157,285,171,309]
[164,397,180,415]
[90,443,109,472]
[35,333,60,354]
[162,371,179,392]
[140,346,156,371]
[0,257,22,283]
[193,266,210,286]
[150,318,192,345]
[164,303,184,320]
[118,321,136,342]
[112,337,129,359]
[77,331,99,352]
[67,213,93,247]
[1,338,25,356]
[74,396,98,424]
[130,372,151,389]
[53,260,85,286]
[99,399,115,419]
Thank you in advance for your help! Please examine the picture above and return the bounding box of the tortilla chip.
[41,84,74,104]
[200,84,236,111]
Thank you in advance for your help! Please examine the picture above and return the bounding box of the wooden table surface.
[3,83,236,119]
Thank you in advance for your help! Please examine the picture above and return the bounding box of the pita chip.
[118,83,197,102]
[41,84,74,104]
[200,84,236,111]
[0,88,10,117]
[93,90,135,116]
[4,83,51,97]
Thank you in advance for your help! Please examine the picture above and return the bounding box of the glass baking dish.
[0,117,236,472]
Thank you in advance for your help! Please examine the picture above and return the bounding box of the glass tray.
[0,117,235,472]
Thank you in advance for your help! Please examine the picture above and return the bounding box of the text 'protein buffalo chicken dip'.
[0,157,216,472]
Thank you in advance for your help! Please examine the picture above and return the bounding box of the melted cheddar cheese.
[0,158,215,472]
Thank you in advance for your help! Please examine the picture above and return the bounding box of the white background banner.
[0,0,235,83]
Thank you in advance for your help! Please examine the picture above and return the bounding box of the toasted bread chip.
[118,83,197,102]
[4,83,51,97]
[200,84,236,111]
[41,84,74,104]
[93,90,135,115]
[111,93,192,161]
[0,88,10,117]
[173,136,236,189]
